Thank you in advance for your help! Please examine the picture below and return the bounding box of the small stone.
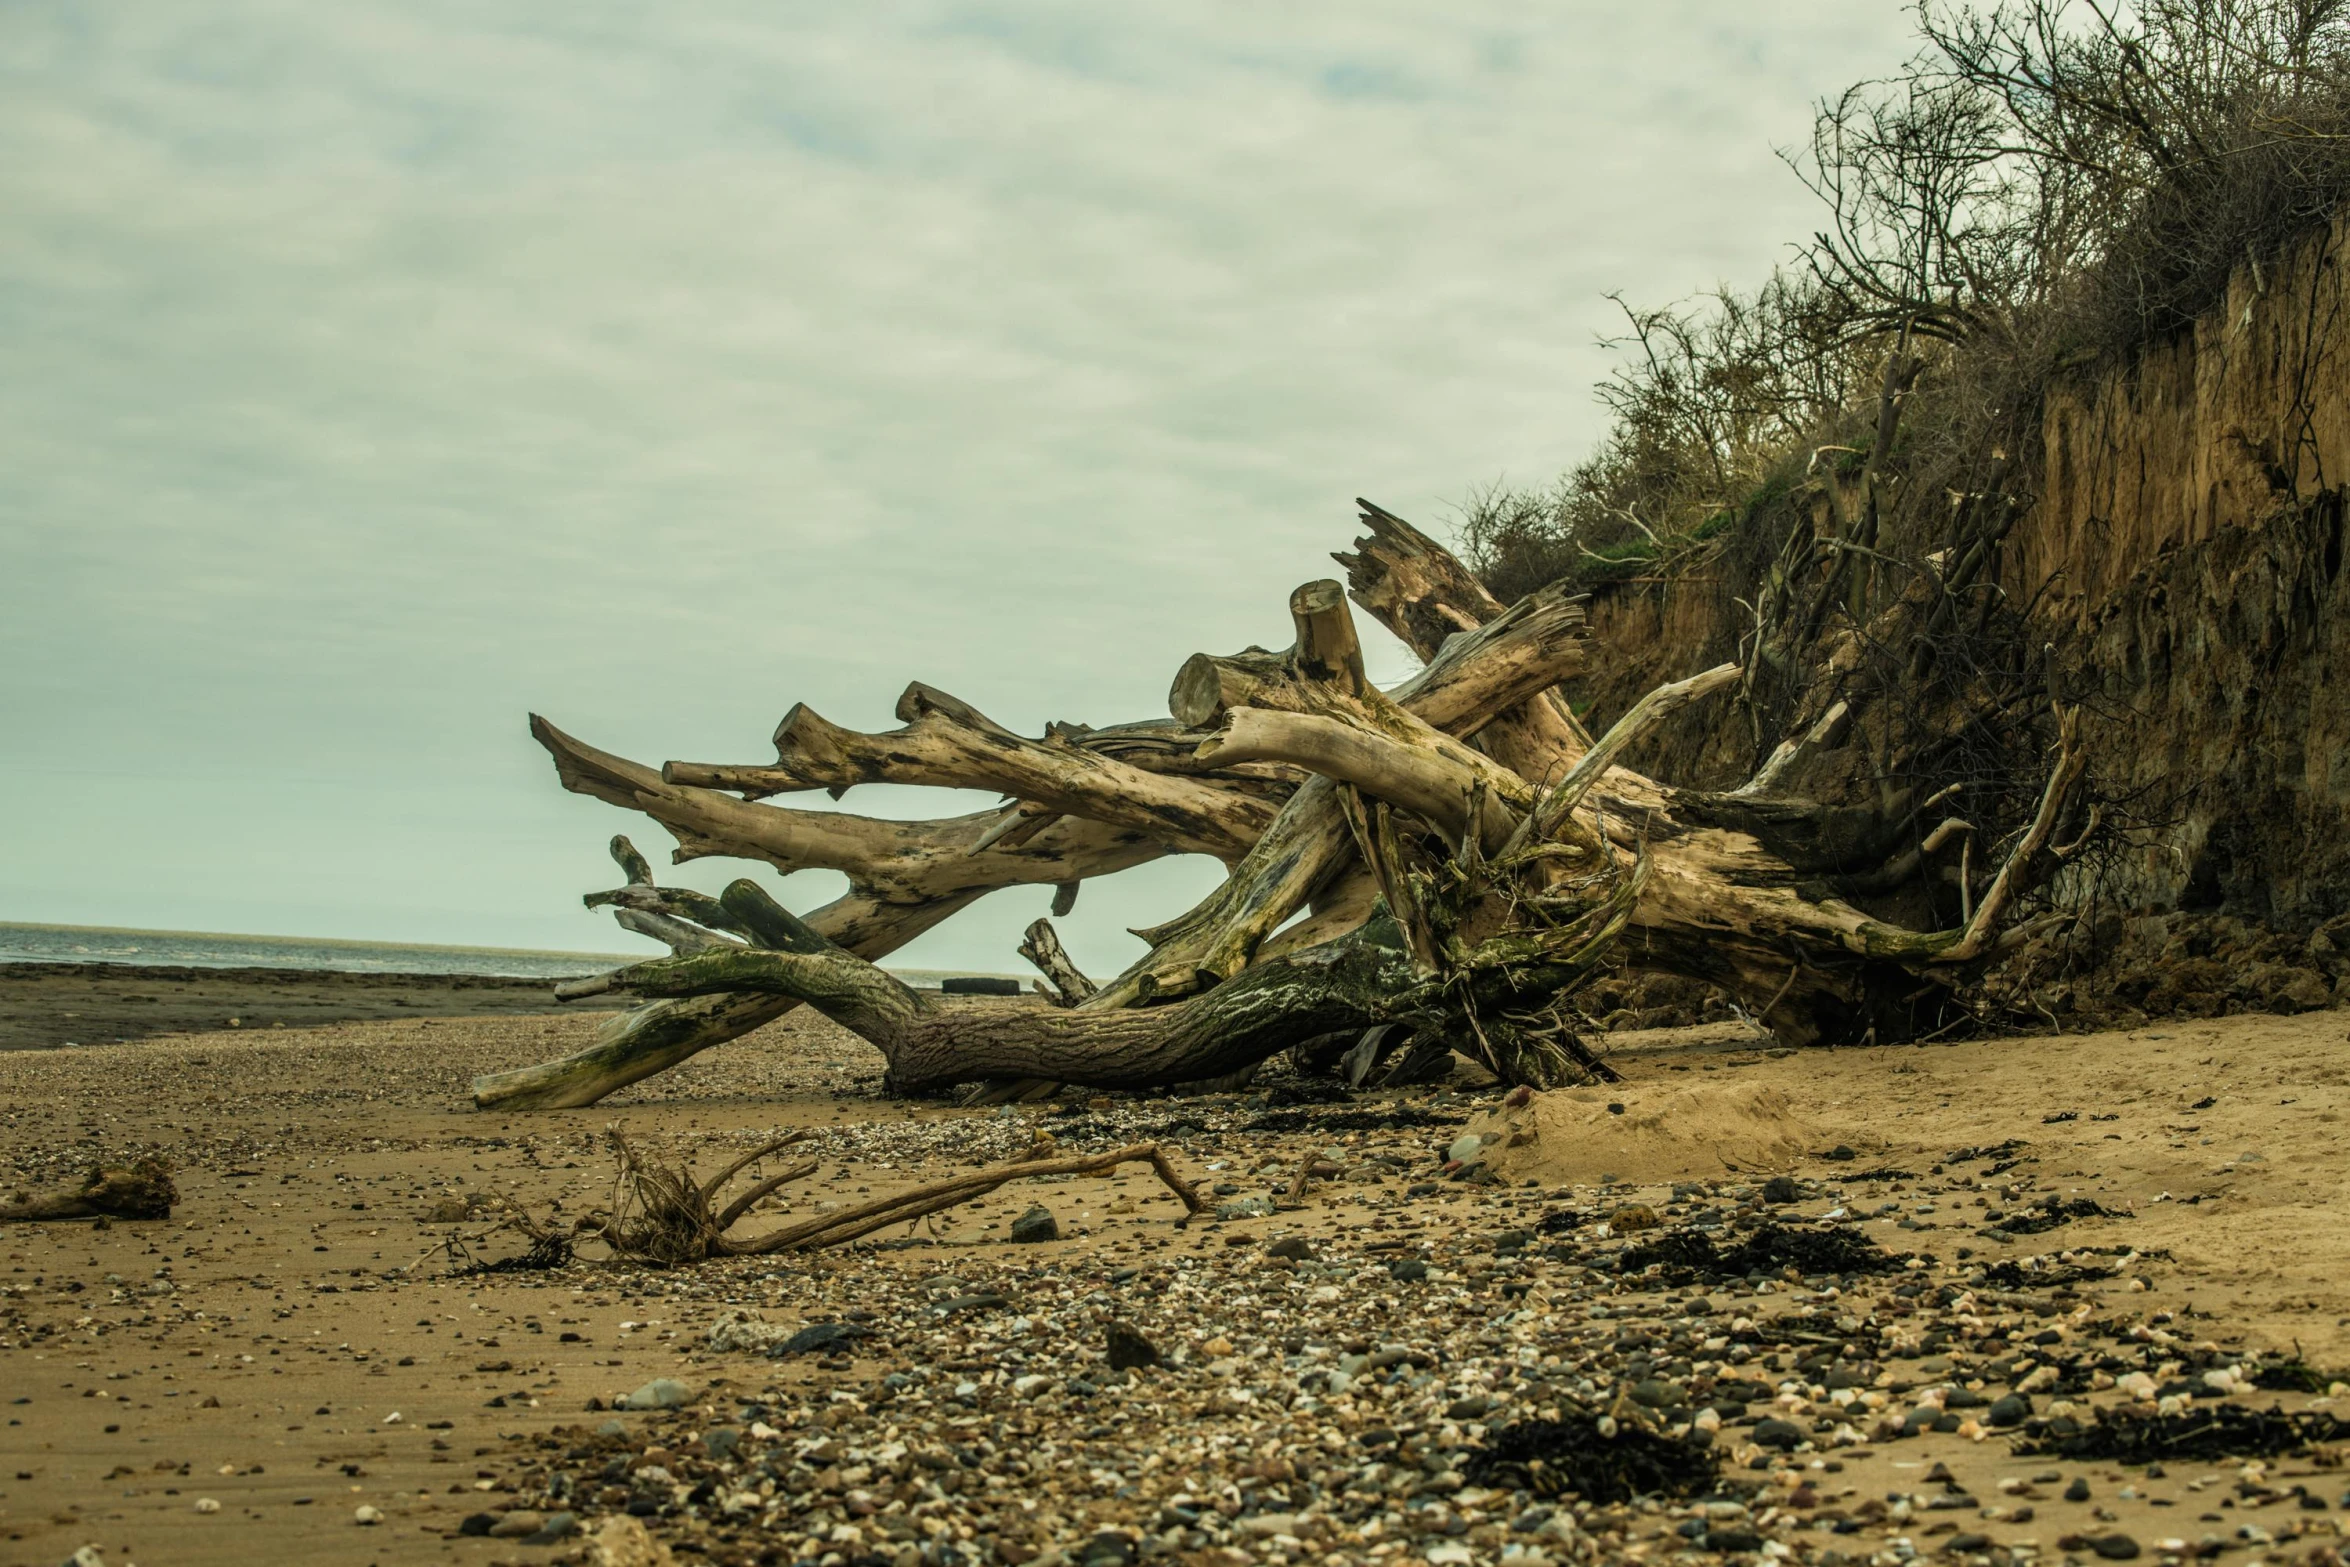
[1265,1235,1314,1260]
[619,1378,691,1411]
[193,1498,221,1514]
[1762,1176,1802,1203]
[1752,1417,1807,1450]
[1987,1392,2032,1427]
[768,1322,870,1357]
[1611,1203,1661,1232]
[458,1514,498,1536]
[1447,1134,1487,1165]
[1238,1512,1309,1537]
[1009,1205,1059,1243]
[1216,1195,1274,1220]
[1631,1378,1680,1408]
[526,1512,578,1544]
[1707,1528,1764,1553]
[1491,1229,1532,1253]
[702,1426,741,1460]
[1106,1321,1161,1370]
[2066,1477,2092,1502]
[1387,1258,1430,1283]
[1080,1532,1139,1567]
[60,1548,105,1567]
[1201,1335,1235,1358]
[2089,1534,2142,1560]
[933,1291,1009,1315]
[489,1509,544,1538]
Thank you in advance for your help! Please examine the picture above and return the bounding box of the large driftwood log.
[501,499,2083,1108]
[559,858,1644,1093]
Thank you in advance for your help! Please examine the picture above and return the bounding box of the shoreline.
[0,960,624,1051]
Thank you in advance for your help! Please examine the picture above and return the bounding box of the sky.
[1,1,1921,977]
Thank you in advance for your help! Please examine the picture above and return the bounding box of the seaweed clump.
[1464,1414,1720,1504]
[1618,1221,1902,1281]
[2016,1404,2350,1464]
[1999,1197,2130,1236]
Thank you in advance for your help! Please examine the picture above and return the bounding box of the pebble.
[354,1504,384,1525]
[1987,1391,2032,1427]
[765,1321,868,1357]
[619,1378,691,1411]
[1104,1321,1160,1370]
[192,1498,220,1515]
[1009,1204,1059,1243]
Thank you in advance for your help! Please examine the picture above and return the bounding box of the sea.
[0,921,1009,990]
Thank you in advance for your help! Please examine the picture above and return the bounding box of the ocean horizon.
[0,920,1017,989]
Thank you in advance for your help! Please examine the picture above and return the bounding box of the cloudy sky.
[2,2,1918,975]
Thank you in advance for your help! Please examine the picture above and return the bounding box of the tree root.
[592,1134,1202,1265]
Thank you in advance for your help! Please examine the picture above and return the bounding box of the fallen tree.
[477,503,2082,1110]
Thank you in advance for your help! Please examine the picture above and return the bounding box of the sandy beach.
[3,1002,2346,1566]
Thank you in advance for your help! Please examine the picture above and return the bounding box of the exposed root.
[593,1131,820,1267]
[593,1134,1203,1265]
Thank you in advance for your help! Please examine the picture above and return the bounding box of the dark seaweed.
[1463,1415,1720,1504]
[1618,1222,1903,1281]
[450,1233,574,1276]
[1240,1108,1467,1134]
[2251,1359,2349,1394]
[2000,1198,2130,1236]
[1977,1257,2117,1289]
[2016,1404,2350,1463]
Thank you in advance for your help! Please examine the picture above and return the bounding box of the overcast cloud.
[2,2,1918,975]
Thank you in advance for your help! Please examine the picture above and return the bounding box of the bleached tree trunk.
[494,501,2082,1106]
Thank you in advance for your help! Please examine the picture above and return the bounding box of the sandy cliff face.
[1560,216,2350,927]
[2020,214,2350,919]
[2027,214,2350,613]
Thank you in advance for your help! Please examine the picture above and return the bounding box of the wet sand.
[0,963,626,1051]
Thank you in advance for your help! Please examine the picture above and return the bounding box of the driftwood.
[1017,918,1097,1007]
[495,501,2088,1108]
[1,1160,176,1223]
[592,1132,1201,1263]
